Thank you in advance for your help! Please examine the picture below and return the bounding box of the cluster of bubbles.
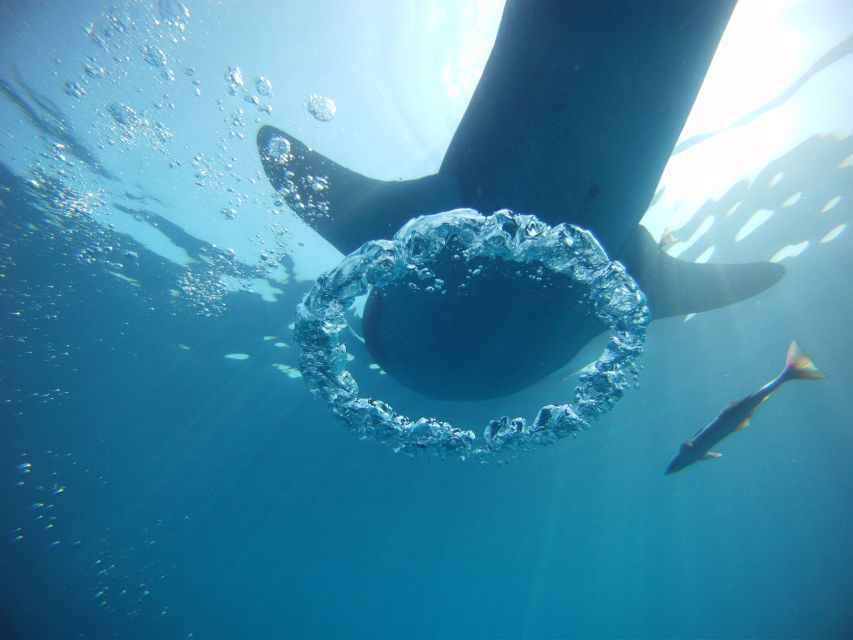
[10,452,67,548]
[79,0,189,90]
[87,524,178,621]
[305,93,336,122]
[173,243,286,316]
[8,450,177,621]
[139,43,175,81]
[106,102,174,152]
[1,389,71,416]
[156,0,191,33]
[43,0,333,298]
[223,64,273,115]
[176,268,229,316]
[262,134,331,224]
[295,209,650,461]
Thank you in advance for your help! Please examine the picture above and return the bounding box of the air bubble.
[224,65,244,95]
[84,63,105,78]
[64,81,87,99]
[295,209,649,461]
[140,45,168,68]
[306,94,336,122]
[255,76,272,96]
[158,0,190,31]
[267,137,291,163]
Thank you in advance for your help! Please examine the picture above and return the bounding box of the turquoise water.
[1,1,852,638]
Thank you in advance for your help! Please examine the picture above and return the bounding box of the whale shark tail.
[616,226,786,319]
[258,125,785,320]
[257,126,459,256]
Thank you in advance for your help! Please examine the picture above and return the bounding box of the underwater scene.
[1,0,852,638]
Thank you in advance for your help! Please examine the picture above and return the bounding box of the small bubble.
[16,462,32,474]
[64,81,87,99]
[159,0,190,31]
[84,63,105,78]
[255,75,272,96]
[308,175,328,192]
[140,44,168,68]
[264,140,293,173]
[224,65,244,95]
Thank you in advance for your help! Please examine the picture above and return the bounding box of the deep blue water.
[1,1,853,638]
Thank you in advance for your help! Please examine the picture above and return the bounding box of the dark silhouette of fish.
[665,341,826,475]
[258,0,785,400]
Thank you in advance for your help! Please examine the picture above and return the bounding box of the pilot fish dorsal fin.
[703,451,723,459]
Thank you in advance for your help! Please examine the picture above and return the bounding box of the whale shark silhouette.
[258,0,784,400]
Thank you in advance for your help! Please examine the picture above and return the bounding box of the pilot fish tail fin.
[781,340,827,382]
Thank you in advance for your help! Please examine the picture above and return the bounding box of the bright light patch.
[840,154,853,169]
[441,0,503,114]
[781,192,802,207]
[821,195,842,212]
[667,215,715,258]
[820,224,847,243]
[694,245,716,264]
[726,201,742,217]
[769,240,809,262]
[106,271,141,287]
[735,209,774,241]
[769,172,784,187]
[224,353,250,360]
[247,278,283,302]
[683,313,696,323]
[273,363,302,379]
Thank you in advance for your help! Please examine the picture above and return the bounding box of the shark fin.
[257,126,460,254]
[681,438,694,449]
[736,419,751,431]
[617,226,785,319]
[703,451,723,459]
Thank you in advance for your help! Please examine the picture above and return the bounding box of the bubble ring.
[294,209,650,461]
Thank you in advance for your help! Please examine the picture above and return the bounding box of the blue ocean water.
[1,1,852,638]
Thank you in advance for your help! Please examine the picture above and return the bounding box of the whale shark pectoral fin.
[257,125,461,254]
[618,226,785,319]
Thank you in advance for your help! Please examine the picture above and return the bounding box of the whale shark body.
[258,0,785,400]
